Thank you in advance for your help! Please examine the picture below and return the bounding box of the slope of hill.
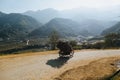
[0,12,42,39]
[29,18,91,37]
[77,19,117,35]
[101,22,120,35]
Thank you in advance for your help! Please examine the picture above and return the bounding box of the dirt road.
[0,49,120,80]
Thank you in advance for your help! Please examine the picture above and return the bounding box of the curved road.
[0,49,120,80]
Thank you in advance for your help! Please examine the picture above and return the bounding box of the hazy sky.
[0,0,120,13]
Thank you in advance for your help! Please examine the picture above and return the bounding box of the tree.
[105,33,120,47]
[49,30,59,50]
[69,40,77,47]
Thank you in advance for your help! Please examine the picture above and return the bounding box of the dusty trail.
[0,50,120,80]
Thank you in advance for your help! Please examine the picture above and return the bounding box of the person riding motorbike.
[57,40,74,57]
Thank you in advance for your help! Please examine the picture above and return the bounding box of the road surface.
[0,49,120,80]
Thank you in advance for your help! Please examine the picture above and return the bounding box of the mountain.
[78,19,117,35]
[62,6,120,21]
[24,7,120,23]
[29,18,91,37]
[61,7,120,35]
[0,12,6,17]
[24,7,119,35]
[24,8,60,24]
[101,22,120,35]
[0,12,42,39]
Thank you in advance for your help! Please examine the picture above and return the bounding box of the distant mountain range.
[0,12,42,39]
[76,19,117,35]
[24,8,119,35]
[101,22,120,35]
[29,18,91,37]
[24,7,120,23]
[0,6,120,40]
[24,8,60,24]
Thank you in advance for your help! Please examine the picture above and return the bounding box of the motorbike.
[59,50,74,57]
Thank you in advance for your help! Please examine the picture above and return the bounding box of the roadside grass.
[55,57,120,80]
[0,50,83,59]
[0,50,58,59]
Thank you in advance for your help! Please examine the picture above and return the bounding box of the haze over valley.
[0,0,120,40]
[0,1,120,80]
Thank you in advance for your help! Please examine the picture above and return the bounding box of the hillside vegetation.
[29,18,90,37]
[102,22,120,35]
[0,12,42,39]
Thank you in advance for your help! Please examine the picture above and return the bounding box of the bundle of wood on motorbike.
[57,41,74,57]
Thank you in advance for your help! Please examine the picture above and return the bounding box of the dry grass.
[55,57,120,80]
[0,50,83,59]
[0,50,58,59]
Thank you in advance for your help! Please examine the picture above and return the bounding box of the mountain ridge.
[29,18,91,38]
[0,12,42,39]
[24,8,119,35]
[101,22,120,35]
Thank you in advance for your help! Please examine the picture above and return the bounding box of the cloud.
[0,0,120,13]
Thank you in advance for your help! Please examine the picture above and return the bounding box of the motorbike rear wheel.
[59,51,74,58]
